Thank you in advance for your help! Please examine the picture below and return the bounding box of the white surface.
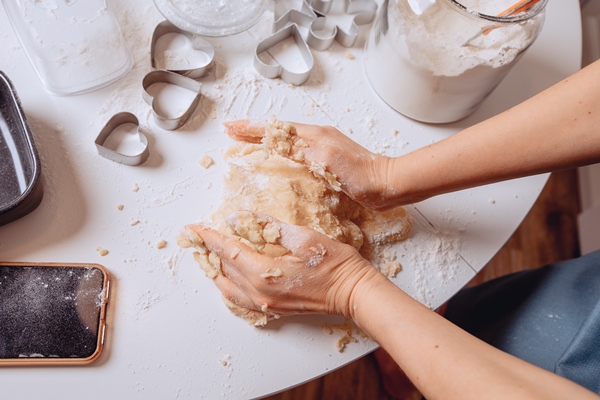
[0,0,581,398]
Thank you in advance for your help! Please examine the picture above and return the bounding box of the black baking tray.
[0,71,43,226]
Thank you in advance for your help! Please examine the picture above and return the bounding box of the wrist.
[347,268,390,321]
[380,156,416,207]
[386,153,436,206]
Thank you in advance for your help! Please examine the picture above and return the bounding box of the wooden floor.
[264,168,581,400]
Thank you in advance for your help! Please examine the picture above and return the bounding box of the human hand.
[224,120,399,210]
[187,212,384,318]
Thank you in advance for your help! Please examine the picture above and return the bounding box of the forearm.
[350,275,599,400]
[391,59,600,204]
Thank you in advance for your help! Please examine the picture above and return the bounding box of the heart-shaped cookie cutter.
[95,112,149,166]
[274,0,316,24]
[151,20,215,79]
[254,3,317,85]
[142,70,203,131]
[254,0,377,83]
[308,0,378,50]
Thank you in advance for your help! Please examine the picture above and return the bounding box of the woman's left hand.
[187,212,384,318]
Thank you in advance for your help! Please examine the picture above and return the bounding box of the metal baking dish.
[0,71,43,226]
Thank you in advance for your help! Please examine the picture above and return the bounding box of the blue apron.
[444,250,600,393]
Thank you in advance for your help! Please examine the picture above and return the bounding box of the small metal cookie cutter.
[254,24,315,86]
[95,112,149,166]
[308,0,378,51]
[274,0,316,25]
[142,70,203,131]
[255,0,317,85]
[254,0,377,84]
[151,20,215,79]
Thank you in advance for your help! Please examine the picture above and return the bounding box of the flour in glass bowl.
[364,0,547,123]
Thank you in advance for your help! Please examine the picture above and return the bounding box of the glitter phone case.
[0,262,110,366]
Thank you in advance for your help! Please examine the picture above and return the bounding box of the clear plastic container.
[364,0,548,123]
[2,0,132,96]
[153,0,267,37]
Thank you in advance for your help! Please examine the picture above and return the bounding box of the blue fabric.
[444,249,600,393]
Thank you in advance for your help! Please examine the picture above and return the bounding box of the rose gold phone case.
[0,262,110,366]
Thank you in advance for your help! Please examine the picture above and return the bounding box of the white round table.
[0,0,582,398]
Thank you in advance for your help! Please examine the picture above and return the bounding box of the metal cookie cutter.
[95,112,150,166]
[151,20,215,79]
[308,0,378,51]
[273,0,316,25]
[142,70,203,131]
[254,1,317,85]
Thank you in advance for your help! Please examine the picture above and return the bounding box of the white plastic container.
[2,0,132,96]
[364,0,548,123]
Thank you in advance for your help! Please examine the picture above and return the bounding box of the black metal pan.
[0,71,43,226]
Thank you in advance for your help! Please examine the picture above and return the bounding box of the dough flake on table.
[179,118,413,327]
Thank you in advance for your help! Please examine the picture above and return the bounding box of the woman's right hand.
[224,120,401,210]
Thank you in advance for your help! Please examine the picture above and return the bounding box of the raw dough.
[198,155,214,169]
[180,118,413,326]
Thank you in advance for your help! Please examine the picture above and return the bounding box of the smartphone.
[0,262,110,366]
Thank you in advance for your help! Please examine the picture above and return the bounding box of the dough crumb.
[261,303,269,312]
[176,232,199,248]
[306,243,327,267]
[199,155,214,169]
[308,161,342,192]
[96,247,109,256]
[336,335,358,352]
[132,183,139,192]
[381,260,402,278]
[345,52,355,60]
[227,211,284,256]
[131,219,140,226]
[324,319,361,352]
[219,355,231,366]
[156,239,167,249]
[193,250,221,279]
[117,204,124,210]
[359,206,412,247]
[223,296,267,327]
[260,268,283,279]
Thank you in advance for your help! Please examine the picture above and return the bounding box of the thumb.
[223,120,265,144]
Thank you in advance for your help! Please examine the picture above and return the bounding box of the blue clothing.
[444,250,600,394]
